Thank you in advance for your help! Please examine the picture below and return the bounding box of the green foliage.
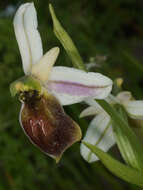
[83,142,143,187]
[0,0,143,189]
[97,100,143,171]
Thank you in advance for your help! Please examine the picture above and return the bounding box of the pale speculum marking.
[29,119,47,138]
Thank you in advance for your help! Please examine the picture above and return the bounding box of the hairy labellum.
[20,91,82,162]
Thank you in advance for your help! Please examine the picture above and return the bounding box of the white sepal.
[13,3,43,74]
[80,113,115,163]
[14,3,32,74]
[46,66,112,105]
[49,66,112,86]
[23,3,43,65]
[123,100,143,120]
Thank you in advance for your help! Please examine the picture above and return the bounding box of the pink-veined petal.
[46,66,112,105]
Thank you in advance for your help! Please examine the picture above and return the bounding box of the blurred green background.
[0,0,143,189]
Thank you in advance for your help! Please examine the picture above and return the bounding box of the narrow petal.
[13,3,43,74]
[81,99,105,116]
[80,106,102,118]
[46,67,112,105]
[117,91,132,103]
[31,47,60,81]
[85,99,104,110]
[80,113,115,163]
[80,106,99,118]
[123,100,143,120]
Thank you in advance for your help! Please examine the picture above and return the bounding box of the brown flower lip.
[20,90,82,162]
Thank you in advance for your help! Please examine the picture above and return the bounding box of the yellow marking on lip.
[15,82,23,90]
[15,82,30,92]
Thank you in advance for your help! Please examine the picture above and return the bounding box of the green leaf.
[96,100,143,171]
[113,105,132,166]
[83,142,143,187]
[49,4,86,71]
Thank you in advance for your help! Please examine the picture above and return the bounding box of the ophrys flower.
[10,3,112,161]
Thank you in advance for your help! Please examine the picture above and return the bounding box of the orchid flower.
[80,98,115,163]
[10,3,112,162]
[80,91,143,163]
[116,91,143,120]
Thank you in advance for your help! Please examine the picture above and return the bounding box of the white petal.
[31,47,60,81]
[13,3,43,74]
[123,100,143,119]
[46,66,112,105]
[80,113,115,163]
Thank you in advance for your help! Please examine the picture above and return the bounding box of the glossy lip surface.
[20,93,82,161]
